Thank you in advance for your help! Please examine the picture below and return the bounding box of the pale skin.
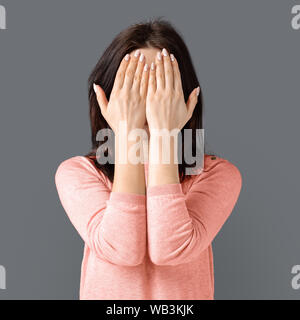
[93,47,200,195]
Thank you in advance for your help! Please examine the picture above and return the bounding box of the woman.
[55,18,242,300]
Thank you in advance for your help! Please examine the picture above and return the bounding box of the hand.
[146,48,200,132]
[93,49,149,135]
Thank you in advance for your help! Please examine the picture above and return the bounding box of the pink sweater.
[55,154,242,300]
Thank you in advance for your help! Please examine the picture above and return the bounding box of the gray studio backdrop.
[0,0,299,300]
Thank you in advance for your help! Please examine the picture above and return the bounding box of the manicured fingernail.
[125,54,130,61]
[196,86,200,96]
[144,63,148,71]
[134,49,140,57]
[139,53,144,62]
[157,51,162,60]
[170,53,175,62]
[151,62,155,70]
[93,83,98,94]
[162,48,168,56]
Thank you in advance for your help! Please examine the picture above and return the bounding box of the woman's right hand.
[93,49,149,135]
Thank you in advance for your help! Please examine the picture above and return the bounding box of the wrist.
[148,132,179,165]
[114,134,147,166]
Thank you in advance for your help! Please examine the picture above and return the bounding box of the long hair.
[85,17,214,183]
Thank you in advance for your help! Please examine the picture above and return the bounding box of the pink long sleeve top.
[54,154,242,300]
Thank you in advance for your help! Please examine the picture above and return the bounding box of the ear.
[93,83,108,115]
[186,87,199,120]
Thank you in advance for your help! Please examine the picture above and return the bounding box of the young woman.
[55,19,242,300]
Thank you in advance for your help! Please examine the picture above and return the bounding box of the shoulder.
[204,154,241,175]
[54,155,106,187]
[199,154,242,189]
[185,154,243,205]
[55,155,97,176]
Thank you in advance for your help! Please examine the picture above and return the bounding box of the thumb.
[93,83,108,115]
[186,86,200,119]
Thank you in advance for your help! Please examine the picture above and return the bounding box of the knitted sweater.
[55,154,242,299]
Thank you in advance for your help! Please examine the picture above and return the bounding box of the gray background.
[0,0,299,300]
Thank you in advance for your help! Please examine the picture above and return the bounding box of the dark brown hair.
[85,17,213,183]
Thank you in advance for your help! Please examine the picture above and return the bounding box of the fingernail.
[151,62,155,70]
[196,86,200,96]
[139,53,144,62]
[125,53,130,61]
[144,63,148,71]
[134,49,140,57]
[93,83,98,94]
[162,48,168,56]
[157,51,162,60]
[170,53,175,62]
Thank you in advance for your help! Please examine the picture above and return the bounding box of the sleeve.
[146,160,242,266]
[54,156,146,266]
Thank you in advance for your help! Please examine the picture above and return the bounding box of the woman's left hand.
[146,48,200,132]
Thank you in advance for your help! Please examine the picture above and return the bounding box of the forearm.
[103,133,146,263]
[148,132,180,187]
[113,133,146,195]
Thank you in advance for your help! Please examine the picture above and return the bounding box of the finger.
[132,52,146,92]
[162,48,174,91]
[148,62,156,95]
[93,83,108,115]
[112,53,131,91]
[170,54,183,92]
[140,63,150,98]
[155,50,164,89]
[186,87,200,120]
[123,49,140,89]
